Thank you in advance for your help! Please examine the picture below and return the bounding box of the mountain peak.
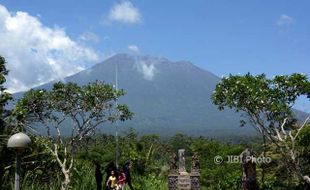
[89,53,218,81]
[100,53,197,68]
[107,53,170,63]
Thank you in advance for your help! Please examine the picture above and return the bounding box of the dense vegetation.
[0,55,309,189]
[2,130,310,189]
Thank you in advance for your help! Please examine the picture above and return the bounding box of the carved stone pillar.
[179,149,186,174]
[169,152,178,174]
[241,148,258,190]
[190,152,200,190]
[191,152,200,174]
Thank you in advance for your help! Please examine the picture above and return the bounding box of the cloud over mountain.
[135,60,156,81]
[0,4,99,93]
[128,45,140,53]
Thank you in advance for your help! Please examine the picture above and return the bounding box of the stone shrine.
[168,149,200,190]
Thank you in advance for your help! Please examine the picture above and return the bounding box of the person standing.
[123,161,134,190]
[106,170,117,190]
[95,162,103,190]
[117,168,126,190]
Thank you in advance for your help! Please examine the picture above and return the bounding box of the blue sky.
[0,0,309,112]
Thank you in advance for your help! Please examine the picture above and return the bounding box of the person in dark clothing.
[123,161,134,190]
[95,162,103,190]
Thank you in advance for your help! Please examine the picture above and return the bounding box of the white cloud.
[277,14,294,26]
[79,32,100,43]
[128,44,140,53]
[0,4,100,93]
[141,63,155,80]
[107,1,141,24]
[135,60,157,81]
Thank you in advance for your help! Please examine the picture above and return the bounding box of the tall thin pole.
[15,152,21,190]
[115,63,119,169]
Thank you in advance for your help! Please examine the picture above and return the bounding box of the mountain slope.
[15,54,259,136]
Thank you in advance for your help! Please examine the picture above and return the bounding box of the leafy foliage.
[212,73,309,127]
[212,73,310,186]
[12,81,133,189]
[0,56,15,189]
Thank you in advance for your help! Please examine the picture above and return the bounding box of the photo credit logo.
[214,155,223,164]
[214,155,272,164]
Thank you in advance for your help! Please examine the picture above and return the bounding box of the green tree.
[212,73,310,185]
[297,124,310,179]
[0,56,12,122]
[0,56,14,188]
[14,81,133,190]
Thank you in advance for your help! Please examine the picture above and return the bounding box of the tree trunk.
[261,132,266,186]
[61,170,71,190]
[48,144,73,190]
[59,158,73,190]
[95,163,103,190]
